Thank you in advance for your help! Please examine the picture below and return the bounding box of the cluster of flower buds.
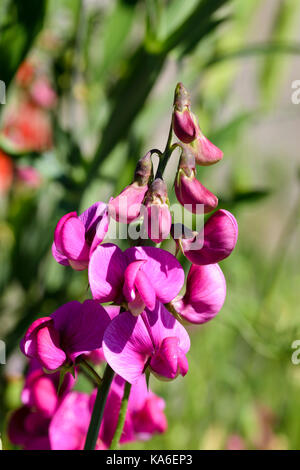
[14,83,238,450]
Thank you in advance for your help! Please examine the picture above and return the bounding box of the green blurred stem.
[109,381,132,450]
[79,358,102,387]
[156,118,174,179]
[84,364,114,450]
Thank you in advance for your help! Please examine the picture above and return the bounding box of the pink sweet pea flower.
[49,391,106,450]
[89,244,184,315]
[170,264,226,325]
[103,302,190,384]
[21,359,74,417]
[52,201,109,270]
[129,375,167,439]
[175,144,218,214]
[109,152,152,224]
[173,83,197,144]
[144,178,172,244]
[172,209,238,265]
[109,183,148,224]
[8,406,51,450]
[20,300,111,371]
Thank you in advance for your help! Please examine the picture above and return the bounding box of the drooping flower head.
[52,201,109,270]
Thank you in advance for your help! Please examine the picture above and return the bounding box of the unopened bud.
[144,178,171,244]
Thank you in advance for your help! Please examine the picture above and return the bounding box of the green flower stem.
[79,358,102,387]
[109,381,132,450]
[84,364,115,450]
[156,118,175,179]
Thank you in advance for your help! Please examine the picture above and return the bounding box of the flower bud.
[170,264,226,325]
[149,337,188,381]
[173,83,197,144]
[144,178,171,243]
[190,118,223,166]
[174,144,218,214]
[171,210,238,265]
[109,152,152,224]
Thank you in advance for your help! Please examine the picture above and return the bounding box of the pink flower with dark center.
[89,244,184,315]
[20,300,111,371]
[170,264,226,325]
[103,302,190,384]
[52,201,109,270]
[172,209,238,265]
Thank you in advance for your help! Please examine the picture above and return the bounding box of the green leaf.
[0,0,47,88]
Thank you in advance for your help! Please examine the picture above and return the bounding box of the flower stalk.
[84,364,115,450]
[109,381,132,450]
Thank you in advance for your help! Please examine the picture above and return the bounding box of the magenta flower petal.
[145,302,190,355]
[184,209,238,265]
[89,243,127,302]
[36,325,66,370]
[58,300,111,361]
[59,215,90,262]
[79,201,109,254]
[150,337,180,379]
[20,317,53,357]
[103,311,153,384]
[53,212,77,254]
[172,264,226,324]
[103,302,190,383]
[49,392,91,450]
[109,183,148,223]
[123,260,147,302]
[125,246,184,304]
[175,172,218,214]
[51,242,69,266]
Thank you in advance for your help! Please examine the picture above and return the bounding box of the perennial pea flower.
[52,201,109,270]
[103,302,190,384]
[172,209,238,265]
[175,144,218,214]
[20,300,111,371]
[49,375,167,450]
[173,82,197,144]
[109,152,152,223]
[8,360,74,450]
[89,244,184,315]
[144,178,172,244]
[169,264,226,325]
[173,83,223,166]
[21,359,74,417]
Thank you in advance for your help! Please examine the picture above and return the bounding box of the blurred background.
[0,0,300,450]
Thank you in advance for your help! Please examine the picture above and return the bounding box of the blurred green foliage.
[0,0,300,450]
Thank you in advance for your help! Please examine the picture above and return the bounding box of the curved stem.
[84,364,114,450]
[155,118,175,179]
[109,381,132,450]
